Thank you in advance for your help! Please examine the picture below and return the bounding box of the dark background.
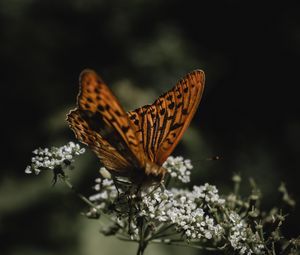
[1,1,299,254]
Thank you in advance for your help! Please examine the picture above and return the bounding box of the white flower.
[228,212,265,254]
[86,158,265,253]
[131,182,225,241]
[25,142,85,175]
[25,165,32,174]
[88,171,119,212]
[204,231,212,239]
[163,156,193,183]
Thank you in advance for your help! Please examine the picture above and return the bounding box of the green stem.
[136,242,147,255]
[150,239,224,251]
[60,176,99,211]
[136,217,148,255]
[148,223,175,241]
[60,175,124,227]
[149,232,179,240]
[116,236,137,242]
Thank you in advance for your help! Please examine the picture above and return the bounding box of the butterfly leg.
[112,176,122,200]
[127,184,144,237]
[159,181,166,192]
[141,182,162,200]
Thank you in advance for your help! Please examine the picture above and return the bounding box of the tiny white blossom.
[25,165,32,174]
[204,231,212,239]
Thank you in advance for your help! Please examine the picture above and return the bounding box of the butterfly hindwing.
[128,70,205,165]
[67,69,145,170]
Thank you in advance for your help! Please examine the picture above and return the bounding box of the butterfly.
[67,69,205,185]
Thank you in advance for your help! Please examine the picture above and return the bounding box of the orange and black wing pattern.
[67,69,145,172]
[128,70,205,165]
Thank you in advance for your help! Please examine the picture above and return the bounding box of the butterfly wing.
[67,69,145,171]
[67,109,132,174]
[128,70,205,165]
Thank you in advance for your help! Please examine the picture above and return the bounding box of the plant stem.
[60,175,98,210]
[136,242,147,255]
[150,239,223,251]
[136,217,148,255]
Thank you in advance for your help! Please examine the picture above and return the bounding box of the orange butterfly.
[67,69,205,185]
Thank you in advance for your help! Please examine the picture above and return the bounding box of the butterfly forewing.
[128,70,205,165]
[67,109,132,173]
[67,69,145,170]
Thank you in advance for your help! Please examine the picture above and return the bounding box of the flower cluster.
[163,156,192,183]
[89,168,118,211]
[86,156,296,254]
[140,185,224,240]
[228,212,265,254]
[25,142,85,175]
[25,143,300,254]
[88,157,226,244]
[191,183,225,205]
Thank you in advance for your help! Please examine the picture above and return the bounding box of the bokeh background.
[1,1,299,254]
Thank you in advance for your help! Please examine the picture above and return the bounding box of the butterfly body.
[67,69,205,185]
[114,161,166,184]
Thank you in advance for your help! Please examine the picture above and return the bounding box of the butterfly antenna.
[192,155,221,164]
[207,155,221,161]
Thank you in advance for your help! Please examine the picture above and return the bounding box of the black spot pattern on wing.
[67,69,145,170]
[127,70,205,165]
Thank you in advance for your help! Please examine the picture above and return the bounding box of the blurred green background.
[0,0,299,254]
